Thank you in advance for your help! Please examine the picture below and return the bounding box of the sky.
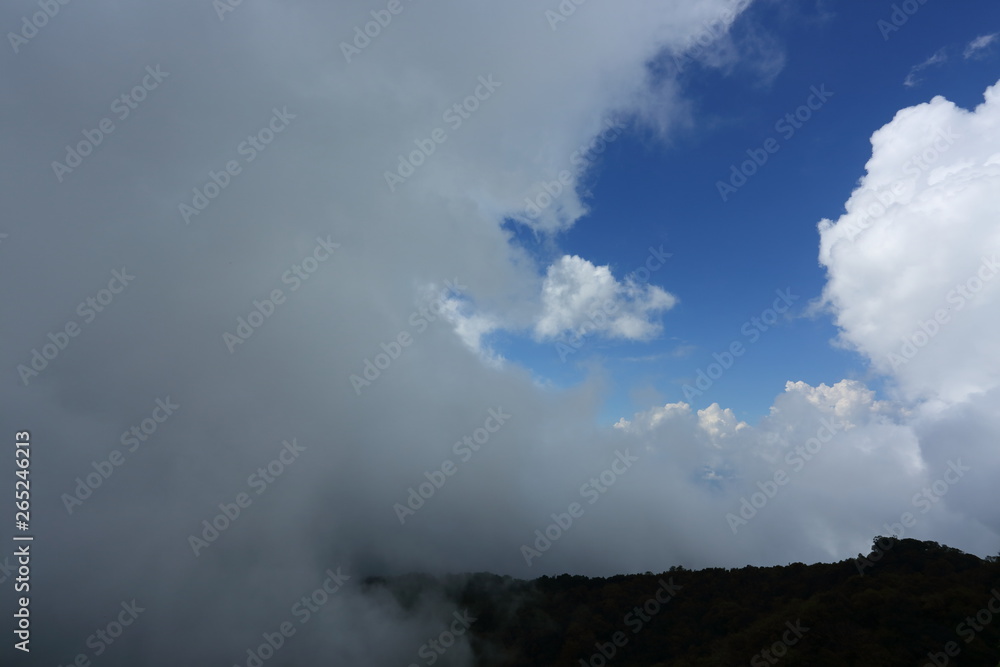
[2,0,1000,665]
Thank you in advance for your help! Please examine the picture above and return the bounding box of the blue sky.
[497,0,1000,424]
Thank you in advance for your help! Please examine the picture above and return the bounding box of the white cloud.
[534,254,678,341]
[817,80,1000,405]
[903,49,947,87]
[617,401,746,440]
[439,295,505,368]
[964,32,998,59]
[808,80,1000,559]
[782,379,900,426]
[604,378,994,569]
[698,403,748,439]
[615,400,692,434]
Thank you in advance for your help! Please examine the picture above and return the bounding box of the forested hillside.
[364,538,1000,666]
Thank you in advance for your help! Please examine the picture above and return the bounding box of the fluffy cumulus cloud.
[615,401,746,443]
[4,0,1000,663]
[534,254,678,341]
[696,403,748,440]
[813,79,1000,559]
[817,80,1000,405]
[608,377,992,566]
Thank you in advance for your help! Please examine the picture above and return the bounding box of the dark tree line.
[362,538,1000,666]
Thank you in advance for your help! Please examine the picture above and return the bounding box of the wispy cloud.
[671,343,699,359]
[964,33,998,59]
[903,49,948,87]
